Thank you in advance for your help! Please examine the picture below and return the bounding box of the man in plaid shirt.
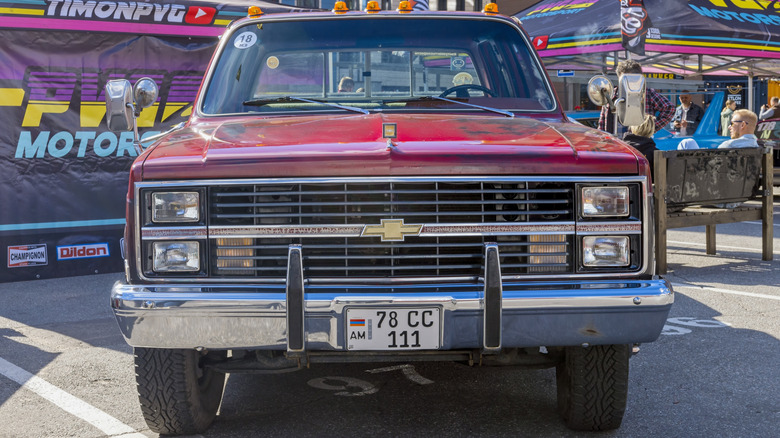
[598,60,675,134]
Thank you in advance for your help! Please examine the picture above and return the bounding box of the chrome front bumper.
[111,278,673,351]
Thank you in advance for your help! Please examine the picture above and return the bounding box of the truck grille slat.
[213,199,569,208]
[213,210,572,219]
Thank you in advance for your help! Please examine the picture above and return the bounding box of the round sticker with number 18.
[234,32,257,49]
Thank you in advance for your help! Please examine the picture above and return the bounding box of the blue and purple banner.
[518,0,780,59]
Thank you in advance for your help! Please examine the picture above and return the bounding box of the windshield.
[201,17,555,115]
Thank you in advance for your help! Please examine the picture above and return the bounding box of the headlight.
[152,192,199,223]
[581,186,629,217]
[153,241,200,272]
[582,236,629,267]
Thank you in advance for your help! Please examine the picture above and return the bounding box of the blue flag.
[413,0,429,11]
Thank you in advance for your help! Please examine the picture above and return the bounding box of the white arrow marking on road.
[744,221,780,228]
[366,364,434,385]
[0,357,145,437]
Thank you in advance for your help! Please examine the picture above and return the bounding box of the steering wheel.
[439,84,496,98]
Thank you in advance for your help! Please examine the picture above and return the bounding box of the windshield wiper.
[383,96,514,118]
[242,96,368,115]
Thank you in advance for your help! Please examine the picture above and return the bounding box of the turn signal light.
[248,6,263,18]
[483,3,499,15]
[397,1,413,13]
[365,1,381,13]
[333,1,349,14]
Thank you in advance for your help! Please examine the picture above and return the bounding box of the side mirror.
[133,77,159,111]
[587,75,614,107]
[105,77,159,155]
[105,79,133,132]
[105,77,159,132]
[616,73,646,126]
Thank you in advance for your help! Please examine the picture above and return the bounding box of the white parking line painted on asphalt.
[667,240,779,255]
[0,357,145,438]
[672,283,780,301]
[744,221,780,228]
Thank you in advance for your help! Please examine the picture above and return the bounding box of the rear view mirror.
[105,79,133,132]
[616,73,646,126]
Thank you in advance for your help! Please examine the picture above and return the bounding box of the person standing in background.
[671,93,704,136]
[720,99,736,136]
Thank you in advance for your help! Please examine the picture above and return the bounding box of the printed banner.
[0,1,315,282]
[0,29,216,282]
[0,0,304,36]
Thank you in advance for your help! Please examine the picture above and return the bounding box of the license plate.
[346,308,441,351]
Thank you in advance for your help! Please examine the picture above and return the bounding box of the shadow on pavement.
[0,272,128,409]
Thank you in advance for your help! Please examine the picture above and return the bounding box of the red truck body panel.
[138,114,640,180]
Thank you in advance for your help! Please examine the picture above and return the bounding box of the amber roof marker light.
[483,3,499,15]
[247,6,263,18]
[365,1,381,13]
[397,1,413,13]
[333,1,349,14]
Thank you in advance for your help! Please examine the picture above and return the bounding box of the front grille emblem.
[362,219,422,241]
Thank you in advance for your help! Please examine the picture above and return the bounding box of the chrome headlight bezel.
[139,187,208,278]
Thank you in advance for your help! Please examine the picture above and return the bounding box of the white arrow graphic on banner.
[195,8,207,19]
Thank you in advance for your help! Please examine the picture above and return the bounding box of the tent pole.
[748,72,754,112]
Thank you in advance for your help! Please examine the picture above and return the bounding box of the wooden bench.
[653,147,774,274]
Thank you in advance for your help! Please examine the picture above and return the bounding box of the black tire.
[556,344,630,431]
[134,347,226,435]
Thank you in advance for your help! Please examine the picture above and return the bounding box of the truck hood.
[139,113,640,180]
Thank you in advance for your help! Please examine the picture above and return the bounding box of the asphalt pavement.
[1,205,778,437]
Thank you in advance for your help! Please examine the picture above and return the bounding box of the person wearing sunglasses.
[677,109,759,150]
[717,109,759,148]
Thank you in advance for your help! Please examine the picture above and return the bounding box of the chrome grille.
[209,180,574,279]
[210,181,573,225]
[211,236,572,278]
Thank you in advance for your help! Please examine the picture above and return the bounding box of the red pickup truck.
[106,5,673,435]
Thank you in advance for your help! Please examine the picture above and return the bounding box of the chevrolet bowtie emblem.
[362,219,423,241]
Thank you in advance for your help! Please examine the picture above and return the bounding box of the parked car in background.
[566,110,600,128]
